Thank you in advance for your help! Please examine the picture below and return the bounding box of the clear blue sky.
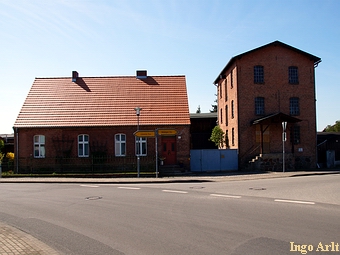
[0,0,339,134]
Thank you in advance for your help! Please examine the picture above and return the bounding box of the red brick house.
[214,41,321,170]
[13,70,190,174]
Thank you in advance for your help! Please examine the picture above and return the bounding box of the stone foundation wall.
[251,153,314,171]
[254,153,294,172]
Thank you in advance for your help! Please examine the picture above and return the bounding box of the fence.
[15,155,157,175]
[190,149,238,172]
[0,158,14,173]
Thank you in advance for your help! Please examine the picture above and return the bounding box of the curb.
[1,171,339,184]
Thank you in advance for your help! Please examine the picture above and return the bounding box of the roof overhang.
[252,112,301,125]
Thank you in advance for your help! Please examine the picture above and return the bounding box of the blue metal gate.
[190,149,238,172]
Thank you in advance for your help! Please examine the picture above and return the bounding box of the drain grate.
[85,196,103,200]
[249,187,266,190]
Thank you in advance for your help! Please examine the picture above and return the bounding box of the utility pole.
[282,121,287,172]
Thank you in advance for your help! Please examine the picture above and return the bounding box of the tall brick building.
[214,41,321,170]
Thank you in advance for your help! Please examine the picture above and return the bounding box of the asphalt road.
[0,174,339,255]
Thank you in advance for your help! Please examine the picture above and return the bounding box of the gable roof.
[14,73,190,128]
[213,40,322,84]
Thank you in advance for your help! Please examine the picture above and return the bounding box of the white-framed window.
[136,137,147,156]
[78,134,89,157]
[34,135,45,158]
[115,134,126,156]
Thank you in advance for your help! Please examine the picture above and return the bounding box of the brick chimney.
[136,70,147,79]
[72,71,79,82]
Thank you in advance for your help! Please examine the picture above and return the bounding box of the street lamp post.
[134,107,142,177]
[282,121,287,173]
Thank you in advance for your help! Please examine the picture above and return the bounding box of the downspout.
[15,127,19,174]
[213,82,218,125]
[314,59,321,168]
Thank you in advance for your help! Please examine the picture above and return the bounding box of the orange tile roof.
[14,74,190,128]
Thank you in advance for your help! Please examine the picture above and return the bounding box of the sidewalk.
[0,222,60,255]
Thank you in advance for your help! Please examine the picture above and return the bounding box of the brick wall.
[218,64,239,149]
[14,125,190,173]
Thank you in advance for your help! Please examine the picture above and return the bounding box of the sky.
[0,0,339,134]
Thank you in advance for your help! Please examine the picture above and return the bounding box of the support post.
[134,107,142,178]
[155,129,158,178]
[282,121,287,172]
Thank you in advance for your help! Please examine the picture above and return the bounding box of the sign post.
[282,121,287,173]
[134,129,177,178]
[155,129,158,178]
[134,107,142,178]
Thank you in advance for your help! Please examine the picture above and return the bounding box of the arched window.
[220,108,223,124]
[232,128,235,146]
[231,100,234,119]
[225,105,228,126]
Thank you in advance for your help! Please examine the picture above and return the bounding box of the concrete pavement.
[0,170,339,255]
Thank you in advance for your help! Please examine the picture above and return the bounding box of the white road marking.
[274,199,315,205]
[162,190,188,194]
[117,187,141,190]
[80,184,99,188]
[210,194,241,199]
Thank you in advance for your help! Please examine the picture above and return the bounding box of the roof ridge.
[35,74,186,79]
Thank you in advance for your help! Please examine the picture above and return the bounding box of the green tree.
[210,125,225,148]
[323,120,340,132]
[210,104,217,113]
[210,94,217,113]
[196,105,201,113]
